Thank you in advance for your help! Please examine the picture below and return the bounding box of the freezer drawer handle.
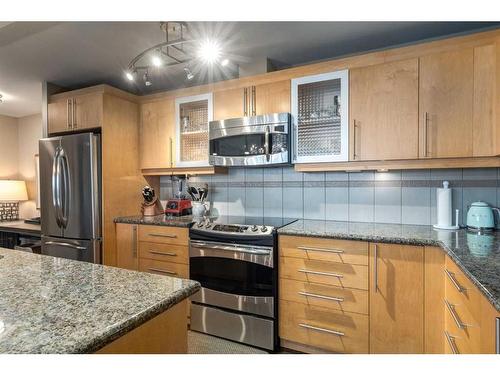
[44,241,86,251]
[298,269,344,278]
[299,323,345,337]
[298,291,344,302]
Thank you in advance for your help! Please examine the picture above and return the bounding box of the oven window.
[190,257,273,297]
[210,133,288,157]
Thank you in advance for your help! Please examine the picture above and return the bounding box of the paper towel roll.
[436,187,452,227]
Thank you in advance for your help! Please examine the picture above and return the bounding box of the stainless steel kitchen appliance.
[208,112,291,167]
[189,216,297,351]
[39,132,101,263]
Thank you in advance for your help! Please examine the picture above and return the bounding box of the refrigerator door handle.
[51,147,63,228]
[59,148,71,229]
[44,241,87,251]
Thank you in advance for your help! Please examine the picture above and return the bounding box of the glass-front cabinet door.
[175,93,213,167]
[291,70,349,163]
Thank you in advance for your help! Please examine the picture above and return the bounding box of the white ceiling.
[0,21,498,118]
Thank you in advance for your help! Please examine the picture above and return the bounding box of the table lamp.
[0,180,28,221]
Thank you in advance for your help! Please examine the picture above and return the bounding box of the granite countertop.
[114,214,195,228]
[278,220,500,313]
[0,220,41,236]
[0,248,200,354]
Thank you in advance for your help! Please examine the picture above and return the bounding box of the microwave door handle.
[265,125,270,162]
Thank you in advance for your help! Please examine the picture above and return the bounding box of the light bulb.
[198,39,221,64]
[125,71,134,81]
[152,55,162,67]
[221,58,230,67]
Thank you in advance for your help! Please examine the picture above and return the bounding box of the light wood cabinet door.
[369,243,424,353]
[424,246,445,354]
[48,99,70,134]
[419,49,474,158]
[115,223,138,271]
[213,87,245,120]
[140,98,176,169]
[350,59,419,161]
[254,80,290,115]
[73,93,103,130]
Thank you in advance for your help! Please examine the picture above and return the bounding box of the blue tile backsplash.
[160,167,500,226]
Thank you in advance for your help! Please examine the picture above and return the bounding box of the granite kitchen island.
[0,248,199,354]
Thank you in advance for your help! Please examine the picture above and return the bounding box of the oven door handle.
[190,240,272,255]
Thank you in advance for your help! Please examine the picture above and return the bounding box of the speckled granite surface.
[0,248,199,354]
[114,214,195,227]
[278,220,500,313]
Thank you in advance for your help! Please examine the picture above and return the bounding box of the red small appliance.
[165,199,192,216]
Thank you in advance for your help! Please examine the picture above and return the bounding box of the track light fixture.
[143,71,152,86]
[221,58,230,67]
[184,67,194,80]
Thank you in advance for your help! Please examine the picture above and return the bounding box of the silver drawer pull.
[298,291,344,302]
[444,331,459,354]
[149,233,177,238]
[147,267,177,276]
[299,323,345,337]
[149,250,177,257]
[444,299,467,330]
[444,269,466,293]
[297,246,344,254]
[298,269,344,278]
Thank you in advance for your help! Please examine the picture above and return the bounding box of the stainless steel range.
[189,216,297,351]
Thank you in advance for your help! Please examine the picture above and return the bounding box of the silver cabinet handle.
[444,331,459,354]
[243,87,248,116]
[44,241,86,251]
[149,250,177,257]
[444,269,466,293]
[353,119,359,160]
[67,99,72,129]
[424,112,429,157]
[298,269,344,278]
[132,225,137,258]
[72,98,76,129]
[299,323,345,337]
[251,85,256,116]
[373,244,378,293]
[298,291,344,302]
[149,233,177,238]
[444,299,466,330]
[148,267,177,275]
[297,246,344,254]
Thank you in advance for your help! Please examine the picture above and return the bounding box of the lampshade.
[0,180,28,201]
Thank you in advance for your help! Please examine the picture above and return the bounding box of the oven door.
[189,239,275,317]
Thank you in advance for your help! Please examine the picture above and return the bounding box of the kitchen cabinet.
[350,59,419,161]
[369,243,424,354]
[140,98,176,170]
[424,246,445,354]
[419,49,474,158]
[291,70,349,163]
[48,92,103,134]
[175,93,213,167]
[116,223,138,271]
[213,80,290,120]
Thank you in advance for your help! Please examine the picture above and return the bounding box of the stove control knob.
[205,222,212,229]
[261,226,268,232]
[197,221,204,228]
[251,225,258,232]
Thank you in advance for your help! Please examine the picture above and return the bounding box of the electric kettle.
[466,201,499,231]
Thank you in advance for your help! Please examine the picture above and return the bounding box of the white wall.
[17,114,42,219]
[0,114,19,179]
[0,113,42,219]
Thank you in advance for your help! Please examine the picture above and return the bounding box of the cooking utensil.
[189,186,200,201]
[142,186,155,203]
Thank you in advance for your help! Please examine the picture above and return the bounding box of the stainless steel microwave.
[208,112,291,167]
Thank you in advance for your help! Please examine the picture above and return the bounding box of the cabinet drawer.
[444,256,481,323]
[444,298,480,353]
[138,241,189,264]
[139,258,189,278]
[279,257,368,290]
[279,300,368,353]
[138,225,189,246]
[279,278,368,315]
[280,236,368,265]
[444,329,473,354]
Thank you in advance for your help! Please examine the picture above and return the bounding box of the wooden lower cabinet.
[369,243,424,353]
[424,246,445,354]
[280,300,369,354]
[116,223,138,271]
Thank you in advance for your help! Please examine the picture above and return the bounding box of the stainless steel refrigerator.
[39,132,101,263]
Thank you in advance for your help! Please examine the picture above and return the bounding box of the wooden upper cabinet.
[350,59,419,161]
[72,93,103,130]
[419,49,474,158]
[473,43,498,157]
[140,98,176,170]
[369,243,424,354]
[48,99,71,134]
[213,80,290,120]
